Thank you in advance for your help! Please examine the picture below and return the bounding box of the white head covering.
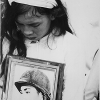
[8,0,57,8]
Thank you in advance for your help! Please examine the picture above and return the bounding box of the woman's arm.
[62,36,86,100]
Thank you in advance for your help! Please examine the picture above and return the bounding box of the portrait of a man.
[15,69,51,100]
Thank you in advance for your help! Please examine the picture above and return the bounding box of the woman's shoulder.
[63,32,86,67]
[2,37,10,45]
[62,32,86,61]
[63,32,84,50]
[2,37,10,50]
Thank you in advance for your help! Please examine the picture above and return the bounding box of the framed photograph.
[2,55,65,100]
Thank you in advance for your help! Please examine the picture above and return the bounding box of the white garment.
[84,50,100,100]
[1,32,86,100]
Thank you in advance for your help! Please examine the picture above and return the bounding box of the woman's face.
[16,9,53,41]
[20,86,43,100]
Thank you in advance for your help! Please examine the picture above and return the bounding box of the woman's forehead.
[24,7,41,17]
[17,7,39,20]
[17,12,42,24]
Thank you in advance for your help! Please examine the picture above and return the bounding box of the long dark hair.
[1,0,72,76]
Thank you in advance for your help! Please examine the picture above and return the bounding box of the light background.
[62,0,100,69]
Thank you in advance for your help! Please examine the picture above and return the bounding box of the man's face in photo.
[20,85,43,100]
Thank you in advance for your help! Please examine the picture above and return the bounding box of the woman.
[0,0,86,100]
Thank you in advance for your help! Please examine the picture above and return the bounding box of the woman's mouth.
[24,33,37,39]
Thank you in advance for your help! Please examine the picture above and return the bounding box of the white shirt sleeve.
[62,35,86,100]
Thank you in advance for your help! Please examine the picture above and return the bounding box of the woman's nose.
[24,31,33,35]
[23,26,33,35]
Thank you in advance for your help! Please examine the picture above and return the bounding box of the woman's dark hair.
[1,0,72,76]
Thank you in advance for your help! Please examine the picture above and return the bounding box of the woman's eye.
[30,23,40,27]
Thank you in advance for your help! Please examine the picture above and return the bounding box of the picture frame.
[2,55,65,100]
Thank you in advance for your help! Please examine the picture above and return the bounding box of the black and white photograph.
[0,0,100,100]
